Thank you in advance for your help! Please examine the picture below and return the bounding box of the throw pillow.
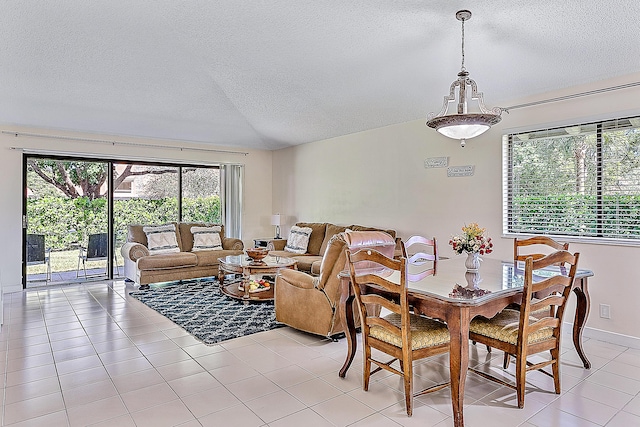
[285,225,313,254]
[143,224,180,255]
[191,226,223,251]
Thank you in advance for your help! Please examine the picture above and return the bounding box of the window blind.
[503,116,640,243]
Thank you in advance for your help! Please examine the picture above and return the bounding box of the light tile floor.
[1,280,639,426]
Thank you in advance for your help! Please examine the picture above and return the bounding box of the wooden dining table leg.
[572,277,591,369]
[446,307,471,427]
[339,277,357,378]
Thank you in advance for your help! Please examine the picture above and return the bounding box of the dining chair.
[514,235,569,262]
[400,235,438,281]
[500,235,571,365]
[468,250,580,409]
[346,247,450,417]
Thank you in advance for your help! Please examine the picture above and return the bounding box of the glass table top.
[350,256,593,305]
[219,254,297,268]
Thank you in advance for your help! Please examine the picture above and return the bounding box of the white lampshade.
[271,214,281,226]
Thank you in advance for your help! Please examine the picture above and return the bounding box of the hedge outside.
[510,194,640,238]
[27,196,221,251]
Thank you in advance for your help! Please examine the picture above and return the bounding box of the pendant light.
[426,10,503,147]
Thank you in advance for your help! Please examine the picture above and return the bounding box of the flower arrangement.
[449,223,493,255]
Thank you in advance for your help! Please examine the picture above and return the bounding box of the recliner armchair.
[274,230,397,338]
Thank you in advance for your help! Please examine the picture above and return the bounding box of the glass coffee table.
[218,254,297,302]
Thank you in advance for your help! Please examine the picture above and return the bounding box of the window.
[503,116,640,243]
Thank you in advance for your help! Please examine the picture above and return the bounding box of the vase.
[465,271,482,289]
[465,252,481,273]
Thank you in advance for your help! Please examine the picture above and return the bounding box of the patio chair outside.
[77,233,118,278]
[27,234,51,282]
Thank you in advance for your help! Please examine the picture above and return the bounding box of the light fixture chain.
[460,16,465,72]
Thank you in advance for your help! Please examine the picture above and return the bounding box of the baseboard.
[582,326,640,350]
[2,283,23,294]
[565,321,640,350]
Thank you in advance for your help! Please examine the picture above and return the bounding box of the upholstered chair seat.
[370,313,450,350]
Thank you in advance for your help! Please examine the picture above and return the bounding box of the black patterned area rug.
[129,277,284,345]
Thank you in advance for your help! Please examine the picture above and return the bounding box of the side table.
[253,238,286,249]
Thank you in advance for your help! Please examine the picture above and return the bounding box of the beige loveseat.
[121,222,244,287]
[268,222,399,274]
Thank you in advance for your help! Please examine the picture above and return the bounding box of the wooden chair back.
[520,250,579,343]
[347,247,408,345]
[400,235,438,281]
[514,236,569,262]
[346,247,450,416]
[469,249,580,408]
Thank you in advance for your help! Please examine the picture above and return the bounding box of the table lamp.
[271,214,282,239]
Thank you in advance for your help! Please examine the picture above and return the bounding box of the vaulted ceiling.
[2,1,639,150]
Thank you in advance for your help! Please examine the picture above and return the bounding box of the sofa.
[275,230,397,338]
[268,222,399,274]
[121,222,244,287]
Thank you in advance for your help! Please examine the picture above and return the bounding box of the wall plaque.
[424,157,448,168]
[447,165,475,177]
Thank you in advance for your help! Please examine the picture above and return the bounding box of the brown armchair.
[274,230,396,338]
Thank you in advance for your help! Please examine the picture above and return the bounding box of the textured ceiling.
[2,1,640,150]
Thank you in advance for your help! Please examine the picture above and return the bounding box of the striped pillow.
[285,225,313,254]
[191,226,223,251]
[143,224,180,255]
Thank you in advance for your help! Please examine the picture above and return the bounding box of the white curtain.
[220,164,243,238]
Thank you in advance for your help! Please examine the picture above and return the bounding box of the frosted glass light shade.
[437,123,490,140]
[427,112,501,141]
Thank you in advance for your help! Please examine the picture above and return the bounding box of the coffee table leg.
[218,269,225,285]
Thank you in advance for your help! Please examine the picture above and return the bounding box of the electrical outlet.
[599,304,611,319]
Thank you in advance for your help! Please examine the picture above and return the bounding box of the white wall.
[273,72,640,344]
[0,126,275,294]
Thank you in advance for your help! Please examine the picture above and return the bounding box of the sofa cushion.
[143,224,180,255]
[296,222,327,255]
[178,223,225,252]
[137,252,197,271]
[191,226,223,251]
[128,222,180,247]
[319,223,348,256]
[193,249,244,267]
[293,255,323,273]
[285,225,313,254]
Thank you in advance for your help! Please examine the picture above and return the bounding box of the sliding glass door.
[23,154,224,287]
[25,157,110,286]
[112,163,179,261]
[182,167,221,223]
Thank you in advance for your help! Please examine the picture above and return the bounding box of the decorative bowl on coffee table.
[246,247,269,263]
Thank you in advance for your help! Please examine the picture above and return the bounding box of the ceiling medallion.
[426,10,503,147]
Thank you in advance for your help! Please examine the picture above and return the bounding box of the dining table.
[338,255,594,427]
